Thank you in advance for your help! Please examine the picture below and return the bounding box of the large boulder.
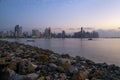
[8,61,17,71]
[16,60,37,75]
[58,58,72,70]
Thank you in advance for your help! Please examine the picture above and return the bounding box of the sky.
[0,0,120,37]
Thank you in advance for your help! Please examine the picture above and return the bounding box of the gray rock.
[59,73,67,80]
[45,76,51,80]
[59,58,71,64]
[16,60,37,74]
[49,63,57,68]
[27,73,39,80]
[69,66,78,73]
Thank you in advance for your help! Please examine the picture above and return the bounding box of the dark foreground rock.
[0,40,120,80]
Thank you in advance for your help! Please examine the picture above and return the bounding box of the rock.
[8,62,17,71]
[79,69,88,80]
[59,73,67,80]
[58,58,71,70]
[61,54,70,58]
[0,65,11,80]
[0,58,6,64]
[49,54,57,60]
[69,66,78,73]
[86,60,95,65]
[37,55,49,62]
[9,53,15,57]
[27,73,39,80]
[59,58,71,64]
[45,76,51,80]
[88,68,102,79]
[1,52,8,57]
[0,51,2,54]
[49,58,56,63]
[49,63,57,68]
[76,56,87,62]
[9,69,29,80]
[72,69,88,80]
[16,49,23,53]
[56,66,64,72]
[27,61,38,73]
[12,74,30,80]
[16,60,26,74]
[16,60,37,75]
[71,59,76,64]
[37,76,45,80]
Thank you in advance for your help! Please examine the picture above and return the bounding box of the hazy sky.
[0,0,120,33]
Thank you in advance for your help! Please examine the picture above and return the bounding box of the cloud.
[77,28,81,29]
[84,27,93,30]
[53,28,62,30]
[68,28,75,30]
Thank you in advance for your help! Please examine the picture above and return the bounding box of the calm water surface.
[1,38,120,66]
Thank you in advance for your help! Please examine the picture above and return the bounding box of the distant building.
[44,27,51,38]
[73,27,99,38]
[10,30,14,37]
[80,27,84,38]
[62,30,66,38]
[92,31,99,38]
[14,25,22,37]
[0,31,4,38]
[32,29,41,38]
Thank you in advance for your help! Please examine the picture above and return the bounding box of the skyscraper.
[62,30,66,38]
[32,29,40,38]
[44,27,51,38]
[14,25,22,37]
[81,27,83,38]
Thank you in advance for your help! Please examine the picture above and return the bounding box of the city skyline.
[0,0,120,37]
[0,25,99,38]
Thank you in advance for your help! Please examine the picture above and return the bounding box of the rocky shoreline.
[0,40,120,80]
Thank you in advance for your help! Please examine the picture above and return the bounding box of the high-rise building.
[44,27,51,38]
[23,32,30,38]
[14,25,22,37]
[10,30,14,37]
[62,30,66,38]
[32,29,41,38]
[0,31,4,38]
[81,27,83,38]
[92,31,99,38]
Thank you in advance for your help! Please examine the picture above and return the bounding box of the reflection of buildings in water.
[79,39,84,57]
[61,39,66,54]
[44,39,51,50]
[14,38,21,43]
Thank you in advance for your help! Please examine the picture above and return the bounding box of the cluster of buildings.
[0,25,99,38]
[72,27,99,38]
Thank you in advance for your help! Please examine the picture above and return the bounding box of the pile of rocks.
[0,40,120,80]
